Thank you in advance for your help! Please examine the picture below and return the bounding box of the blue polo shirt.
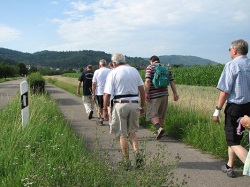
[217,55,250,104]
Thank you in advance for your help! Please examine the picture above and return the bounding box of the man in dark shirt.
[77,65,95,119]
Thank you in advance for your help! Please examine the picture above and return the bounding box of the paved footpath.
[1,79,250,187]
[0,78,26,109]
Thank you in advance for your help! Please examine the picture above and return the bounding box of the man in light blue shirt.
[213,39,250,178]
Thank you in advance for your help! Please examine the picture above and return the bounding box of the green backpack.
[152,64,170,88]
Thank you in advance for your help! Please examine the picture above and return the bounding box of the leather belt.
[114,100,138,103]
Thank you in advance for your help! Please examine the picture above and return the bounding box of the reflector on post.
[20,81,29,127]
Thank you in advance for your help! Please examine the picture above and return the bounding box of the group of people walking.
[77,39,250,176]
[77,53,179,169]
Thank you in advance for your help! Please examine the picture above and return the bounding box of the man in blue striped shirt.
[213,39,250,178]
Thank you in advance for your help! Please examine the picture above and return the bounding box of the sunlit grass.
[61,73,81,78]
[44,75,231,159]
[0,77,22,83]
[0,94,116,186]
[1,90,185,186]
[44,76,78,96]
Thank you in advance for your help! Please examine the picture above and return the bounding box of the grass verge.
[0,77,21,83]
[44,75,250,162]
[1,92,185,186]
[0,94,116,186]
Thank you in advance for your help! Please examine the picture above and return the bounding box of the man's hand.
[140,107,145,116]
[173,93,179,101]
[213,108,221,122]
[213,116,220,122]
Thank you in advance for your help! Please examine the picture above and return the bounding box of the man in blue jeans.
[213,39,250,178]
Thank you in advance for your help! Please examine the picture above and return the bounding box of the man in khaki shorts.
[144,55,179,139]
[103,53,145,170]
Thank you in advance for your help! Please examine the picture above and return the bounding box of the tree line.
[0,57,77,79]
[0,56,29,79]
[0,48,148,69]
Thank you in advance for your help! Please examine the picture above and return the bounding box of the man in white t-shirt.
[103,53,145,170]
[92,59,111,125]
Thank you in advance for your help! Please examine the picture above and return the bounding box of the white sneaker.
[156,127,164,140]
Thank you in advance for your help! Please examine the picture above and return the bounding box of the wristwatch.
[216,106,221,110]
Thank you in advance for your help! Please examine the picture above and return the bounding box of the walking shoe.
[98,118,103,126]
[221,164,235,178]
[156,127,165,140]
[88,111,93,120]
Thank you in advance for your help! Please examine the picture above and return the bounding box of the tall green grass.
[61,73,81,78]
[45,75,249,165]
[46,77,77,96]
[1,93,185,186]
[0,94,116,186]
[0,77,21,83]
[138,64,224,87]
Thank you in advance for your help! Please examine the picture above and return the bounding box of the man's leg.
[128,132,144,168]
[128,133,139,153]
[151,117,160,127]
[227,146,236,168]
[229,145,248,165]
[159,118,164,127]
[151,117,164,140]
[82,96,93,119]
[96,95,104,125]
[120,135,129,160]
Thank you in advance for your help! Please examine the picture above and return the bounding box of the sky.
[0,0,249,64]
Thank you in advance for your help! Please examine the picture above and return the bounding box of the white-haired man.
[103,53,145,170]
[92,59,111,125]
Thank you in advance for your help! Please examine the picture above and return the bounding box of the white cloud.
[70,1,91,11]
[233,10,248,21]
[47,0,250,61]
[0,25,21,42]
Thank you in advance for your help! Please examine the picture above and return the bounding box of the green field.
[48,64,249,162]
[2,64,248,186]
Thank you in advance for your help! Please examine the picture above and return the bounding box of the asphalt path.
[0,78,26,109]
[1,79,250,187]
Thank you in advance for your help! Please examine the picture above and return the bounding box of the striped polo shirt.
[145,62,174,99]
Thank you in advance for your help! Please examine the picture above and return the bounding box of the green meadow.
[1,64,249,186]
[1,84,184,187]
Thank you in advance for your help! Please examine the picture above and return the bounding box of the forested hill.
[0,48,147,69]
[144,55,218,66]
[0,47,218,69]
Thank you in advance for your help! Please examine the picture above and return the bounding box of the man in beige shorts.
[103,53,145,170]
[145,55,179,139]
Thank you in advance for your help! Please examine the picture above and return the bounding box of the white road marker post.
[20,81,29,127]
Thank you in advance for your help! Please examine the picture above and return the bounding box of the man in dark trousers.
[77,65,95,120]
[213,39,250,178]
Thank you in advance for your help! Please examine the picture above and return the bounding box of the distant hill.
[0,48,146,69]
[144,55,218,66]
[0,48,218,69]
